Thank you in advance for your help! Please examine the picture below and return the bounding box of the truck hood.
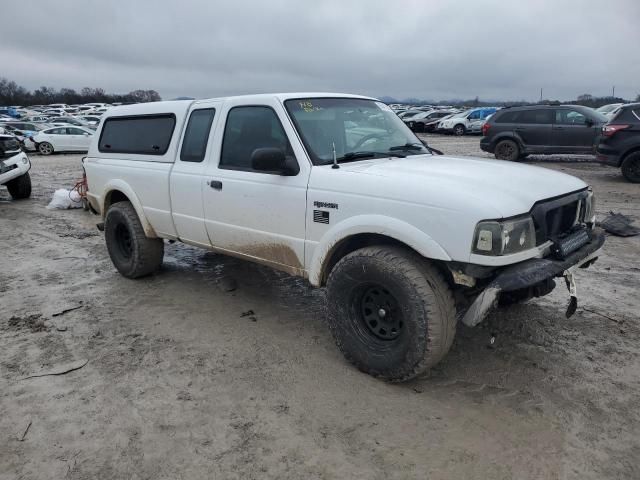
[333,154,587,218]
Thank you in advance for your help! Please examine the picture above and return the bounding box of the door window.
[180,108,215,162]
[219,106,294,171]
[68,127,88,135]
[555,109,587,125]
[519,109,553,124]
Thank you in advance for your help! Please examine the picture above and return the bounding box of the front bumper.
[461,228,605,327]
[595,145,621,167]
[0,152,31,185]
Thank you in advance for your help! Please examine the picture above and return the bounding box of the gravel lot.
[1,135,639,479]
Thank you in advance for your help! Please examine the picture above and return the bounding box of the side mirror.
[585,118,594,127]
[251,148,298,175]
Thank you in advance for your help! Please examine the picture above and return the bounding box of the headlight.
[472,216,536,256]
[583,188,596,224]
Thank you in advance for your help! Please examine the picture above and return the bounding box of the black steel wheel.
[104,201,164,278]
[358,284,403,340]
[326,246,456,382]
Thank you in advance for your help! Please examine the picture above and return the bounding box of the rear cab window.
[99,114,176,155]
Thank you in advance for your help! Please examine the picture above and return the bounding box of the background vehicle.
[0,134,31,199]
[31,126,94,155]
[405,110,455,132]
[397,110,422,120]
[596,103,624,118]
[77,115,102,126]
[51,116,95,128]
[481,105,608,160]
[85,93,602,382]
[596,102,640,182]
[438,107,498,136]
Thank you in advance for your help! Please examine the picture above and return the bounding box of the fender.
[308,214,451,286]
[101,179,158,238]
[491,132,525,151]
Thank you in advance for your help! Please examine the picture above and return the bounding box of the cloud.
[1,0,638,101]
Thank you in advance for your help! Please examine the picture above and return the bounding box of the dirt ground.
[1,135,639,479]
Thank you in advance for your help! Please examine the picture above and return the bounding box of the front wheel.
[494,139,520,161]
[6,172,31,199]
[104,201,164,278]
[453,124,466,136]
[621,152,640,183]
[326,246,456,382]
[38,142,54,155]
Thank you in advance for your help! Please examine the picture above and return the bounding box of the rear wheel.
[494,139,520,161]
[453,124,466,136]
[38,142,53,155]
[326,246,456,382]
[6,172,31,199]
[621,152,640,183]
[104,201,164,278]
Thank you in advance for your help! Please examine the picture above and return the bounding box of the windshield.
[284,98,429,165]
[596,104,619,113]
[449,111,469,119]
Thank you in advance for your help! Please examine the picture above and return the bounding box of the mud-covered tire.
[104,201,164,278]
[621,151,640,183]
[6,172,31,199]
[326,246,456,382]
[494,139,520,161]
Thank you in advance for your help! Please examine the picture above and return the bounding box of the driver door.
[202,98,311,275]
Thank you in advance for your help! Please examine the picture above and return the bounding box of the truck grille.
[544,201,580,237]
[531,190,588,244]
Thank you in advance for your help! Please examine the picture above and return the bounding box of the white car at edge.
[0,134,31,199]
[31,126,94,155]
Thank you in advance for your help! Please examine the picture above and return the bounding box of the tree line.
[0,77,162,106]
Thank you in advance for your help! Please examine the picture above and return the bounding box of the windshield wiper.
[330,151,406,164]
[390,142,444,156]
[389,142,425,151]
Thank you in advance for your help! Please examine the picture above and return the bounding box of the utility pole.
[540,88,543,102]
[612,85,615,98]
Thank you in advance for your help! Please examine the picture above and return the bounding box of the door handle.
[515,127,526,131]
[553,126,565,130]
[208,180,223,190]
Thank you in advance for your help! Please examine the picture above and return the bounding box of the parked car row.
[0,102,110,154]
[477,102,640,183]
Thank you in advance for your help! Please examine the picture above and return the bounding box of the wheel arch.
[309,215,451,286]
[491,132,525,151]
[102,180,158,238]
[621,146,640,164]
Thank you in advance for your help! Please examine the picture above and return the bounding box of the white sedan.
[31,126,94,155]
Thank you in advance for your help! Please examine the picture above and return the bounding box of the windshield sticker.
[299,101,323,113]
[376,102,393,112]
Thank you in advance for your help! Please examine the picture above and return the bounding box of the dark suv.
[480,105,607,161]
[596,103,640,183]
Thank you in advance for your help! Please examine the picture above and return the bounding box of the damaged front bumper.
[461,227,606,327]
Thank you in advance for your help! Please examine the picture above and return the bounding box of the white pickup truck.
[84,93,604,381]
[0,134,31,199]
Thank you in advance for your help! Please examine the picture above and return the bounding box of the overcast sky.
[1,0,638,101]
